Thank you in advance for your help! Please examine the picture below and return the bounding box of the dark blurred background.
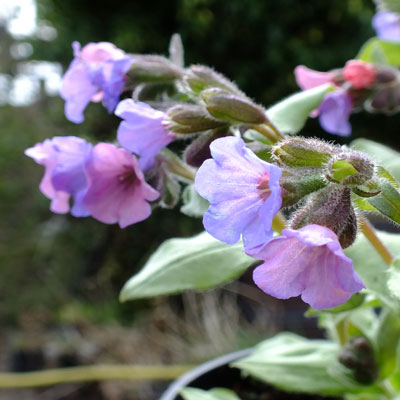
[0,0,397,399]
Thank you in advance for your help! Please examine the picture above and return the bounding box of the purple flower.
[25,136,93,216]
[253,225,365,309]
[83,143,159,228]
[194,136,282,254]
[115,99,174,171]
[372,11,400,42]
[318,91,352,137]
[294,65,335,90]
[60,41,133,124]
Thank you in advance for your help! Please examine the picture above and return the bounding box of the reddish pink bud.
[343,60,376,89]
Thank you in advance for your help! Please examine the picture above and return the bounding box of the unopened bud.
[291,186,357,249]
[366,85,400,115]
[127,55,183,83]
[281,171,327,208]
[326,152,374,186]
[273,138,337,169]
[184,65,243,95]
[165,104,227,134]
[343,60,376,89]
[375,67,398,85]
[201,88,268,124]
[338,336,378,385]
[184,128,228,167]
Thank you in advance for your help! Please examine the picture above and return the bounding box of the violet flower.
[25,136,93,217]
[252,225,365,310]
[60,41,133,124]
[83,143,159,228]
[372,11,400,42]
[194,136,282,254]
[318,91,352,137]
[115,99,174,171]
[294,65,352,136]
[294,65,335,90]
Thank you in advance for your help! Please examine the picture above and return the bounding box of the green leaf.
[181,388,241,400]
[306,293,366,317]
[357,37,400,66]
[345,230,400,312]
[351,139,400,183]
[181,184,209,217]
[120,231,253,301]
[352,194,378,212]
[367,180,400,225]
[375,0,400,14]
[266,84,333,134]
[233,333,363,395]
[387,258,400,300]
[374,310,400,379]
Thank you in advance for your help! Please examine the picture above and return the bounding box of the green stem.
[0,364,195,388]
[251,124,281,143]
[161,148,196,181]
[359,215,394,266]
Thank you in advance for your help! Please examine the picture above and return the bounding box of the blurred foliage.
[2,0,400,327]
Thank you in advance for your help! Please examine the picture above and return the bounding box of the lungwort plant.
[25,1,400,398]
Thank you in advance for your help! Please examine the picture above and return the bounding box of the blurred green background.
[0,0,398,398]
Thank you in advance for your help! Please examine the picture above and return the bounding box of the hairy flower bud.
[201,88,268,124]
[375,67,398,85]
[338,336,378,385]
[326,152,375,186]
[184,65,243,95]
[281,170,327,207]
[165,104,227,134]
[183,128,228,167]
[366,85,400,114]
[291,186,357,249]
[127,55,183,83]
[272,137,336,169]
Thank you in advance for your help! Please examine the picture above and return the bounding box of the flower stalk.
[359,215,394,266]
[0,364,195,388]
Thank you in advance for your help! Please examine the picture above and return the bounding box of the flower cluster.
[294,60,377,136]
[28,37,388,311]
[195,135,366,309]
[26,137,159,228]
[60,41,133,123]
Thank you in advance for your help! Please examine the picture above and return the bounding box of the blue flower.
[194,136,282,254]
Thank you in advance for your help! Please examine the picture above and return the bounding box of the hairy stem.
[251,124,282,143]
[0,364,194,388]
[359,215,394,266]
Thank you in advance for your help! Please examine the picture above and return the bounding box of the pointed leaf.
[357,37,400,66]
[233,333,364,395]
[374,310,400,379]
[181,388,241,400]
[266,84,333,134]
[345,230,400,311]
[387,257,400,300]
[120,232,253,301]
[367,180,400,225]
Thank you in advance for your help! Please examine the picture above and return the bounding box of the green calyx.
[272,137,335,169]
[329,160,359,183]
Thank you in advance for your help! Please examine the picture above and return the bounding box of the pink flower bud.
[343,60,376,90]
